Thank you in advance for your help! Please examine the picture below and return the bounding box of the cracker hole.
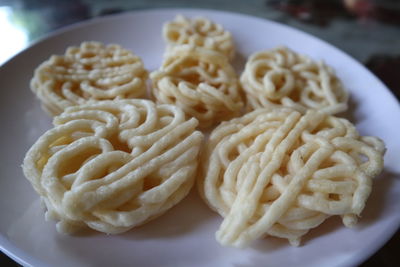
[255,66,270,78]
[359,154,368,164]
[193,104,208,114]
[194,38,204,46]
[180,72,202,85]
[109,133,131,153]
[83,64,93,71]
[143,176,162,191]
[168,30,180,42]
[271,73,286,87]
[329,193,340,201]
[227,148,239,162]
[82,51,96,58]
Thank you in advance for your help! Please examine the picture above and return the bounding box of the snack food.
[22,99,203,234]
[31,41,148,116]
[199,108,385,248]
[163,14,235,59]
[150,45,244,128]
[240,47,348,114]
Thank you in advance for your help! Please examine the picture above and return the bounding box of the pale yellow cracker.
[199,108,385,248]
[31,41,148,116]
[240,47,348,114]
[22,99,203,234]
[150,45,244,128]
[163,14,235,60]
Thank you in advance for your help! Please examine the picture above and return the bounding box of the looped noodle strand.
[240,47,348,115]
[23,99,203,234]
[163,15,235,59]
[31,41,148,116]
[199,108,384,248]
[151,45,244,128]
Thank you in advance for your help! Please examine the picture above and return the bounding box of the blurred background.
[0,0,399,266]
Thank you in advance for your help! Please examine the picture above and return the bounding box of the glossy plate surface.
[0,8,399,267]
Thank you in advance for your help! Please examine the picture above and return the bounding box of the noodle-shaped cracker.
[23,99,203,234]
[199,108,385,248]
[150,45,244,128]
[163,15,235,59]
[240,47,348,114]
[31,41,148,116]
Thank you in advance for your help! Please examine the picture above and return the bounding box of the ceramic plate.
[0,8,399,267]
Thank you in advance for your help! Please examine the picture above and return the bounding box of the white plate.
[0,8,399,267]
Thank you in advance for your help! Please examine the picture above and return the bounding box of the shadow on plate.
[358,169,398,227]
[250,235,290,253]
[122,188,216,240]
[339,94,360,123]
[232,52,247,74]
